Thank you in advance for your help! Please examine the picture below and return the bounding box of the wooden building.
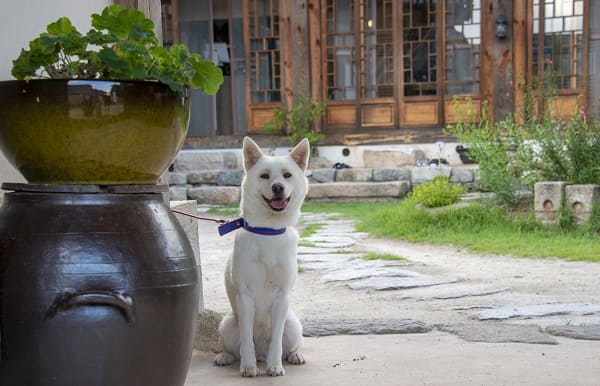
[157,0,600,145]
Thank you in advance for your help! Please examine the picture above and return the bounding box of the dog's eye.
[283,172,292,179]
[260,173,270,179]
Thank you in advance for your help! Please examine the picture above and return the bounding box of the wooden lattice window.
[533,0,585,90]
[247,0,281,103]
[402,0,438,96]
[360,0,394,98]
[444,0,481,95]
[325,0,395,100]
[325,0,357,100]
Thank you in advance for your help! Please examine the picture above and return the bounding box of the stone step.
[306,181,410,200]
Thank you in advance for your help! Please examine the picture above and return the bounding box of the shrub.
[447,92,600,206]
[410,176,466,208]
[446,100,525,205]
[265,94,326,149]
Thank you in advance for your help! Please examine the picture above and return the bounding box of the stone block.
[217,170,245,186]
[309,156,334,169]
[309,169,336,183]
[409,149,427,164]
[363,150,411,168]
[372,168,411,182]
[169,186,188,201]
[188,170,218,185]
[335,168,373,182]
[450,167,475,183]
[170,200,204,310]
[306,181,410,199]
[173,150,239,173]
[410,166,452,185]
[534,181,567,225]
[168,172,187,185]
[565,184,600,224]
[188,186,240,205]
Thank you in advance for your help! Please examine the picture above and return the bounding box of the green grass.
[302,201,600,262]
[360,252,407,261]
[300,223,323,238]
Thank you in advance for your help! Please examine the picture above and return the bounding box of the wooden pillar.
[280,0,311,117]
[589,0,600,117]
[308,0,322,131]
[513,1,527,123]
[489,0,514,122]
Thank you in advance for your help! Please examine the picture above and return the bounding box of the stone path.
[296,213,600,344]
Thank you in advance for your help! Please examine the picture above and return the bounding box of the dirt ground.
[188,215,600,385]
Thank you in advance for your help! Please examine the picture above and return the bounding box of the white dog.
[214,137,309,377]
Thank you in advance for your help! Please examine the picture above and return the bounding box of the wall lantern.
[495,14,508,39]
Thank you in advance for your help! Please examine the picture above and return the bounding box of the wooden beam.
[280,0,294,119]
[308,0,322,131]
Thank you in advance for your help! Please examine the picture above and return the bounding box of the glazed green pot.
[0,79,190,185]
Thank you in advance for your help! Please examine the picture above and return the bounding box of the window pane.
[534,0,585,90]
[325,0,357,100]
[248,0,281,103]
[403,0,438,97]
[445,0,481,95]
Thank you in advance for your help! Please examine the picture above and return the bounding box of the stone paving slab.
[438,323,558,345]
[300,261,354,271]
[471,303,600,321]
[309,241,357,249]
[301,257,410,272]
[297,253,358,263]
[298,246,347,254]
[302,317,432,337]
[303,235,357,247]
[504,315,600,328]
[348,275,458,291]
[396,283,511,301]
[545,324,600,340]
[321,267,419,283]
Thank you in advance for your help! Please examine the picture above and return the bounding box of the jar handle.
[46,290,136,324]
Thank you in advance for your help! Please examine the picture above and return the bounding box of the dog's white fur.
[214,137,310,377]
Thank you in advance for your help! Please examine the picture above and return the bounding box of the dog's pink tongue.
[270,199,287,209]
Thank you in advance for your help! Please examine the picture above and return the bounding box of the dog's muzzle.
[264,183,289,211]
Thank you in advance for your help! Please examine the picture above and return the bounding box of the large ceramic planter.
[0,184,199,386]
[0,79,190,185]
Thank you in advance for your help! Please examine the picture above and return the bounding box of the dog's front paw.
[214,352,235,366]
[287,351,306,365]
[266,364,286,377]
[240,366,259,377]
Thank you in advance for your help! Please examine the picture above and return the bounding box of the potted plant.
[0,5,223,185]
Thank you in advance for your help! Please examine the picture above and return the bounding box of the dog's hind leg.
[283,311,305,365]
[214,313,239,367]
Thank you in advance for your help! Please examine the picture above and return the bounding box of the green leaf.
[11,50,39,79]
[189,58,223,95]
[98,47,129,75]
[46,17,76,35]
[37,34,60,55]
[169,45,190,66]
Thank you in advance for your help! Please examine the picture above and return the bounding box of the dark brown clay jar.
[0,185,199,386]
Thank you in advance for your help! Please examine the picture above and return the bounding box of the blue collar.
[218,218,287,237]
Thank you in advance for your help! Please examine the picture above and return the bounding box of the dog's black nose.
[272,183,285,195]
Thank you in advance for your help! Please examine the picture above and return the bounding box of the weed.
[410,176,466,208]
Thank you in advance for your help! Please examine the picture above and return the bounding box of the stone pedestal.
[534,181,567,225]
[565,184,600,224]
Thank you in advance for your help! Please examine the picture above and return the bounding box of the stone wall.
[168,165,479,205]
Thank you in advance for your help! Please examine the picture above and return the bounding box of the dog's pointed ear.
[243,136,264,171]
[290,138,310,171]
